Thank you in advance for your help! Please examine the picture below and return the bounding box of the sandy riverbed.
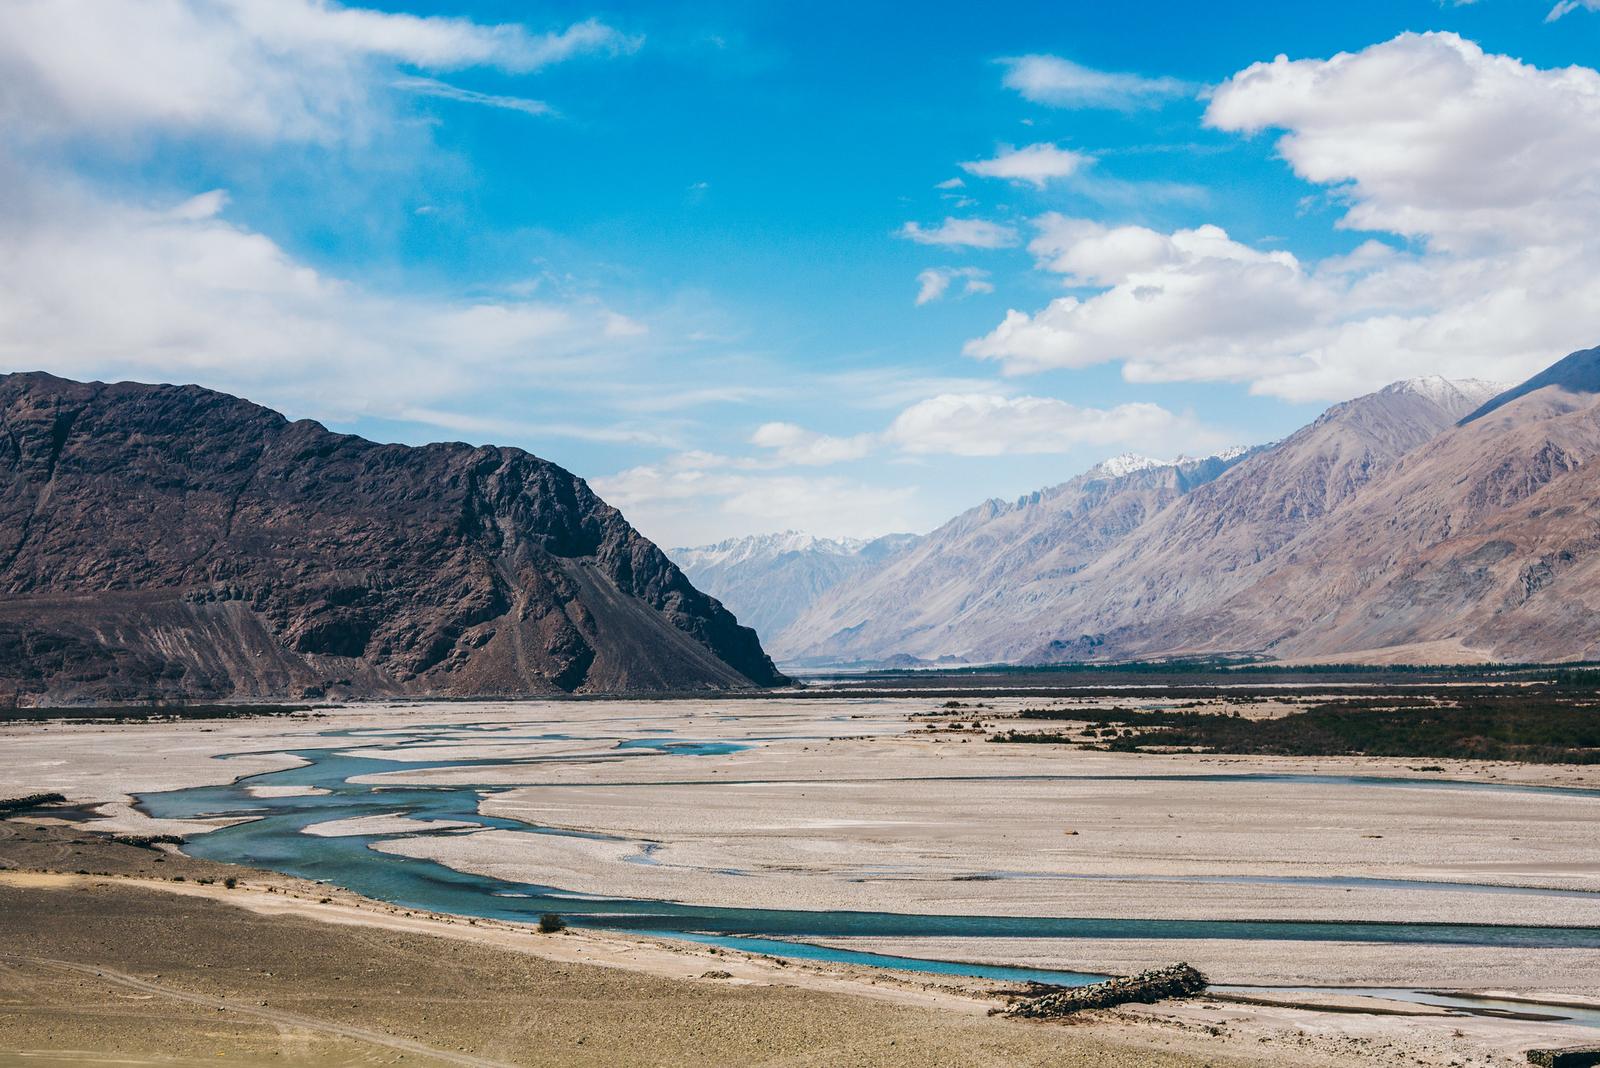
[4,697,1599,1065]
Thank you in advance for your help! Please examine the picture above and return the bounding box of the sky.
[1,1,1599,547]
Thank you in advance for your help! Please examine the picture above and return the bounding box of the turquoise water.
[135,728,1600,1011]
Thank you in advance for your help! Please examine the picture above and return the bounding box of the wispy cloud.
[999,54,1192,110]
[1547,0,1600,18]
[915,267,992,305]
[961,143,1091,188]
[898,217,1018,249]
[394,77,554,117]
[0,1,638,143]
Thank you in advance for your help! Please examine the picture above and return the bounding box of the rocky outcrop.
[0,372,785,701]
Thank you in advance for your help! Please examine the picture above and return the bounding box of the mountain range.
[671,531,918,641]
[10,346,1600,702]
[687,356,1600,667]
[0,373,785,702]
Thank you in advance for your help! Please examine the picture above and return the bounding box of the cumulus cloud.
[1205,31,1600,250]
[898,217,1019,249]
[960,143,1091,188]
[968,33,1600,401]
[0,0,637,143]
[999,54,1191,110]
[967,217,1325,379]
[915,267,993,305]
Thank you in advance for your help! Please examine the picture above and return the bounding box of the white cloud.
[593,454,919,546]
[745,391,1229,464]
[595,389,1227,544]
[393,77,553,117]
[0,164,652,426]
[914,267,993,305]
[967,217,1324,378]
[0,0,637,143]
[1205,31,1600,251]
[749,422,874,465]
[898,218,1019,249]
[1548,0,1600,19]
[960,143,1091,188]
[883,393,1229,458]
[968,33,1600,401]
[999,54,1191,110]
[934,177,966,190]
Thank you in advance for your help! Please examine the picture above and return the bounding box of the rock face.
[773,449,1257,664]
[0,373,785,701]
[670,531,918,643]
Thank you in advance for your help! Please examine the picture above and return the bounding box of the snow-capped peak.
[1384,375,1510,408]
[672,531,869,567]
[1086,452,1165,479]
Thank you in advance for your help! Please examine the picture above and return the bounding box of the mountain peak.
[1383,375,1509,410]
[1459,344,1600,425]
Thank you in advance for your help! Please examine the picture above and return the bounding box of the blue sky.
[1,1,1598,545]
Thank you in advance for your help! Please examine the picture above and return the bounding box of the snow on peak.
[1084,446,1252,482]
[1385,375,1510,408]
[672,531,868,567]
[1087,452,1165,479]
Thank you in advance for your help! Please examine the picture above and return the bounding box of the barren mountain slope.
[1022,377,1506,663]
[773,452,1250,663]
[1141,351,1600,662]
[0,373,785,701]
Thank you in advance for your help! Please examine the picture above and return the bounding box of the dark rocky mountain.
[0,372,785,702]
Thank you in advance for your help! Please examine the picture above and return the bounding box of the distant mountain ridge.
[773,446,1262,664]
[0,372,786,702]
[671,530,918,642]
[760,368,1600,668]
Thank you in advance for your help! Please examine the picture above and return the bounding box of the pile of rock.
[1002,963,1209,1019]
